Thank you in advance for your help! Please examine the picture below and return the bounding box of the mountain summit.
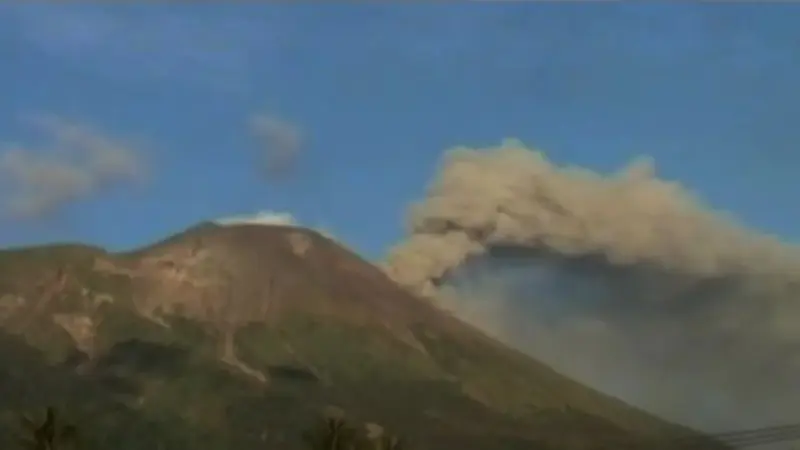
[0,223,717,449]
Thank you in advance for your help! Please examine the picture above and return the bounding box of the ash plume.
[384,139,800,432]
[385,139,800,296]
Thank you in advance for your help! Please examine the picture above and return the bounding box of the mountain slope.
[0,223,719,449]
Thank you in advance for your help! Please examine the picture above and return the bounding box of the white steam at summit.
[213,211,299,227]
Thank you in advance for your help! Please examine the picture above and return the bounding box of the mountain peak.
[0,222,723,449]
[113,223,446,331]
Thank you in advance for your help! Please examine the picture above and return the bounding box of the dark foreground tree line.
[15,406,405,450]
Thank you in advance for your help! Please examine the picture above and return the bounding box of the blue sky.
[1,3,799,260]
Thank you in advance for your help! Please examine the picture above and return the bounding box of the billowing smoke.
[384,140,800,432]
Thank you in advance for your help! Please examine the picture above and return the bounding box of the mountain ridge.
[0,222,722,449]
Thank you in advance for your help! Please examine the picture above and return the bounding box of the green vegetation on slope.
[0,313,710,450]
[0,238,728,450]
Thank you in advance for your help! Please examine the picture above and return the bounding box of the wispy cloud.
[248,113,304,179]
[3,5,275,92]
[0,115,147,220]
[4,4,792,96]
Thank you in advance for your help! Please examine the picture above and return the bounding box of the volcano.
[0,223,720,449]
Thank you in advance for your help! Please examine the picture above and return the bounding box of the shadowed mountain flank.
[0,223,724,449]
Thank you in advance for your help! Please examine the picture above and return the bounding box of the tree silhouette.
[301,412,410,450]
[373,434,404,450]
[302,414,361,450]
[380,436,406,450]
[18,407,78,450]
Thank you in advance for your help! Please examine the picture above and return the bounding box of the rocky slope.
[0,223,721,449]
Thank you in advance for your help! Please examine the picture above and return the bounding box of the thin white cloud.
[214,211,298,227]
[0,115,147,220]
[214,210,344,245]
[5,6,273,91]
[249,113,304,179]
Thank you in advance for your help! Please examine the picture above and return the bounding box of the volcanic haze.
[384,140,800,432]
